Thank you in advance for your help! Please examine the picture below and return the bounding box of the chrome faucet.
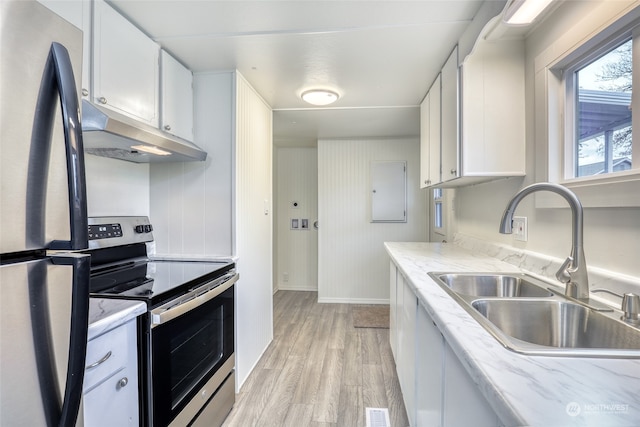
[499,182,590,300]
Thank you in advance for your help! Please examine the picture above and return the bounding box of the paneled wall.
[317,138,428,303]
[150,72,234,256]
[86,155,149,216]
[274,147,318,292]
[150,71,273,390]
[454,0,640,280]
[234,73,274,389]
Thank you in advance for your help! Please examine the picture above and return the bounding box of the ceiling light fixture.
[301,89,339,106]
[503,0,554,25]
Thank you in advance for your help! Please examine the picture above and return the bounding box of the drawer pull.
[86,350,112,369]
[116,377,128,390]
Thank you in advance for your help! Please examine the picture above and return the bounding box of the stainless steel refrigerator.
[1,1,90,426]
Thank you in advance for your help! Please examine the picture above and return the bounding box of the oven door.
[150,274,237,426]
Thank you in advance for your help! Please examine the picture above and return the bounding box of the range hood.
[81,100,207,163]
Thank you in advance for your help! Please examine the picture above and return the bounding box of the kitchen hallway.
[222,291,409,427]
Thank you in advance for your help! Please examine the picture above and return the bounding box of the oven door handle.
[151,273,238,327]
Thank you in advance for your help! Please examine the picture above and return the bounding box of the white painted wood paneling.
[85,155,149,216]
[234,73,273,389]
[274,147,318,291]
[150,71,273,391]
[150,72,234,256]
[317,138,428,303]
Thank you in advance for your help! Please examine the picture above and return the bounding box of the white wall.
[85,154,149,216]
[453,0,640,279]
[318,138,428,303]
[150,71,273,390]
[150,72,233,256]
[274,147,318,292]
[233,73,274,389]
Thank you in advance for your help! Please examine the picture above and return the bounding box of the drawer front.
[84,321,134,391]
[83,365,139,427]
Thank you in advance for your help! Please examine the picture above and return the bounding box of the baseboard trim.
[277,283,318,292]
[317,297,390,305]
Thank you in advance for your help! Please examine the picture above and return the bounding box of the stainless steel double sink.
[428,272,640,358]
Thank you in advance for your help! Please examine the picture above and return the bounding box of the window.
[433,188,443,231]
[566,37,633,178]
[539,5,640,208]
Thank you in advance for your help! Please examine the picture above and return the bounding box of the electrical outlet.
[513,216,528,242]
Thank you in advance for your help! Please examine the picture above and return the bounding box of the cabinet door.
[420,74,442,188]
[93,0,159,126]
[37,0,91,100]
[443,342,498,427]
[420,92,431,189]
[399,278,417,427]
[161,50,194,141]
[416,303,444,427]
[83,366,139,427]
[389,261,398,359]
[428,74,442,186]
[441,46,459,183]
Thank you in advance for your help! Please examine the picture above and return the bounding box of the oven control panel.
[88,223,123,240]
[87,216,154,249]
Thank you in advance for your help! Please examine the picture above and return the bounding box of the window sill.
[536,170,640,208]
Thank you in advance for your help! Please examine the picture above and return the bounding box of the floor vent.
[365,407,391,427]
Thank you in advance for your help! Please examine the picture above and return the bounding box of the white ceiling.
[110,0,496,146]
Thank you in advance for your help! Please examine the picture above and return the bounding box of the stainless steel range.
[86,216,236,427]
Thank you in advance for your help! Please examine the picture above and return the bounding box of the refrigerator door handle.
[52,254,90,427]
[29,42,88,251]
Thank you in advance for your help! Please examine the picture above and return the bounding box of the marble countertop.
[385,241,640,427]
[88,298,146,341]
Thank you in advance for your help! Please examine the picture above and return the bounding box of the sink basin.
[471,299,640,357]
[430,272,554,297]
[427,271,640,357]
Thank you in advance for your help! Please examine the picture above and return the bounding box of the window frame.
[538,5,640,208]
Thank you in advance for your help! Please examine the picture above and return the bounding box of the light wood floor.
[222,291,409,427]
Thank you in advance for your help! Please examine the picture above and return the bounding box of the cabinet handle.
[164,124,171,131]
[450,168,457,175]
[85,350,112,369]
[98,96,107,104]
[116,377,129,390]
[81,88,89,97]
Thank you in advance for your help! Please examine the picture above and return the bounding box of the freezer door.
[0,0,87,254]
[0,254,90,427]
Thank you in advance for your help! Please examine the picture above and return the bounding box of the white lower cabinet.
[416,302,443,426]
[443,342,499,427]
[389,262,398,358]
[398,276,416,427]
[390,260,499,427]
[83,319,139,426]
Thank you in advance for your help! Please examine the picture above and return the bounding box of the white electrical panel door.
[371,161,407,222]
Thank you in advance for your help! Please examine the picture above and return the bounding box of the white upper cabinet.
[459,34,526,182]
[92,0,159,126]
[420,18,526,189]
[160,50,194,141]
[440,47,459,185]
[420,74,442,188]
[37,0,91,100]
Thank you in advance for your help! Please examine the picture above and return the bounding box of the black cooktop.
[90,258,234,306]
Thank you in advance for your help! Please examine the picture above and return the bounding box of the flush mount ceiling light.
[301,89,339,106]
[503,0,554,25]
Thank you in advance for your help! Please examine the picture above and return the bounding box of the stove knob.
[135,225,145,234]
[144,224,153,233]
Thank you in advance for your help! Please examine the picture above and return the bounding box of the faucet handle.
[621,293,640,324]
[555,256,574,284]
